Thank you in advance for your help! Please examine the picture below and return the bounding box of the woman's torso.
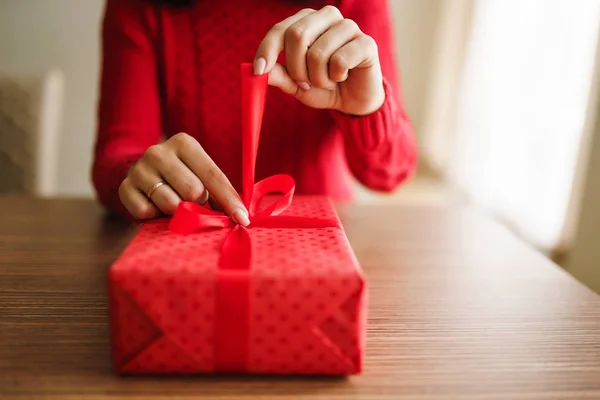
[154,0,354,198]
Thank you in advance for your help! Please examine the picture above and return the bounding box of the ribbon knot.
[169,174,297,234]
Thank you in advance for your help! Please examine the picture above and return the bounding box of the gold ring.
[146,181,166,199]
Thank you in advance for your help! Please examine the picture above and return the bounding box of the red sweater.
[93,0,417,217]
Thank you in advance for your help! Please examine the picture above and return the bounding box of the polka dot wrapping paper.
[107,64,366,375]
[108,195,366,375]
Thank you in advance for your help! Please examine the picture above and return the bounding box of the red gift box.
[108,64,367,375]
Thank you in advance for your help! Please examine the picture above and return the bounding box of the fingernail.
[254,57,266,75]
[232,208,250,226]
[298,82,311,91]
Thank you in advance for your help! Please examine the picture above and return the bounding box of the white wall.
[0,0,103,196]
[564,35,600,294]
[0,0,439,196]
[390,0,441,142]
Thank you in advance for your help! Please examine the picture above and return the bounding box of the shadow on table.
[112,373,349,396]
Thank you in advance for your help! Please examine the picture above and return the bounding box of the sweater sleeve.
[92,0,162,217]
[333,0,417,192]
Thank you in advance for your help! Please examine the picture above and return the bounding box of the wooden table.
[1,196,599,399]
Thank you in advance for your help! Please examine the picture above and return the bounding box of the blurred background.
[0,0,599,293]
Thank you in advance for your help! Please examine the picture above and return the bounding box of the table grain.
[1,196,599,399]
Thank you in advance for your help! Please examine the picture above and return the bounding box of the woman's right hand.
[118,132,250,225]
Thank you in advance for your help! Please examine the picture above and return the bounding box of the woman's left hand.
[254,6,385,116]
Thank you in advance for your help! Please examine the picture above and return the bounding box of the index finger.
[173,134,250,226]
[253,8,315,75]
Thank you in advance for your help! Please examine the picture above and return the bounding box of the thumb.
[268,63,340,111]
[267,63,300,96]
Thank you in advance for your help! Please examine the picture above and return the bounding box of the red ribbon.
[168,64,340,372]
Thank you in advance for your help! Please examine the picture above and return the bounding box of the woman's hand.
[118,132,250,225]
[254,6,385,116]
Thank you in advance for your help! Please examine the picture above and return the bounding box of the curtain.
[423,0,600,251]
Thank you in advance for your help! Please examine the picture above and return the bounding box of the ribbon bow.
[167,63,339,372]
